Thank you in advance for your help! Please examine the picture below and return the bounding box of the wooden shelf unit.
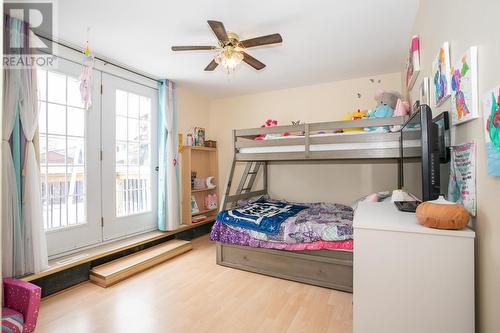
[181,146,219,226]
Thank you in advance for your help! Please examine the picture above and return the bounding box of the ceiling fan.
[171,20,283,72]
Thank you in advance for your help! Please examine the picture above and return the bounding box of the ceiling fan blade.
[242,52,266,70]
[171,46,217,51]
[207,20,229,43]
[240,33,283,48]
[204,59,218,71]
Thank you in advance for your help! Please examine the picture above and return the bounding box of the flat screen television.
[400,105,446,201]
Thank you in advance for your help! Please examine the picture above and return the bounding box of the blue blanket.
[217,199,308,235]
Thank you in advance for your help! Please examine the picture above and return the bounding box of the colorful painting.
[405,35,420,90]
[432,42,451,107]
[450,47,478,125]
[448,142,476,216]
[483,86,500,176]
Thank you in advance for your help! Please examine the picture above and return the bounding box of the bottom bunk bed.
[210,196,359,292]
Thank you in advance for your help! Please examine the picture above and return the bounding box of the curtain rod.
[37,34,160,83]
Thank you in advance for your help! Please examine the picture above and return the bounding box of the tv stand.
[353,201,475,333]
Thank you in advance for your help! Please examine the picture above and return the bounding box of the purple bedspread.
[210,201,354,245]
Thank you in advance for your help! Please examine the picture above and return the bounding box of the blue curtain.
[157,80,180,231]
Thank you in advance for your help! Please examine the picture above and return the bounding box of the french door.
[38,58,102,255]
[39,59,158,256]
[101,73,158,241]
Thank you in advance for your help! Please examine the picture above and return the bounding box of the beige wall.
[176,87,211,135]
[407,1,500,331]
[208,72,403,204]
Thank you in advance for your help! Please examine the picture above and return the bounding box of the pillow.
[350,191,392,210]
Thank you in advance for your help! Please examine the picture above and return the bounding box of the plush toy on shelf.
[390,98,411,131]
[365,89,402,132]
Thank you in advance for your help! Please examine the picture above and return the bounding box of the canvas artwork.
[432,42,451,107]
[483,85,500,176]
[419,77,430,106]
[450,47,478,125]
[448,142,476,216]
[405,35,420,90]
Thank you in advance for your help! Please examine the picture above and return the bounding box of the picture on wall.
[450,47,478,125]
[405,35,420,90]
[432,42,451,107]
[483,86,500,176]
[419,77,430,106]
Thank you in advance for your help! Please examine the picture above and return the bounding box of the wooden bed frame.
[216,116,413,293]
[216,242,353,292]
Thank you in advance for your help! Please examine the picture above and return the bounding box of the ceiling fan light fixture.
[214,48,244,73]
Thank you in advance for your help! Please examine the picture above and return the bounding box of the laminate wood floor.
[36,235,353,333]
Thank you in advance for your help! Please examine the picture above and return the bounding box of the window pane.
[139,143,150,166]
[39,133,47,165]
[128,93,139,118]
[67,138,85,165]
[116,90,127,116]
[38,101,47,133]
[47,103,66,135]
[47,71,66,104]
[139,120,150,142]
[47,135,66,165]
[67,107,85,137]
[114,90,152,217]
[128,142,139,165]
[139,96,150,120]
[40,70,87,231]
[128,118,139,142]
[116,116,127,141]
[37,69,46,101]
[116,141,127,165]
[67,77,84,108]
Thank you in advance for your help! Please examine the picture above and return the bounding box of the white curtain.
[158,80,180,231]
[1,69,23,277]
[19,68,48,273]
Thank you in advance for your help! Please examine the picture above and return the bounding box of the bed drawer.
[216,243,353,292]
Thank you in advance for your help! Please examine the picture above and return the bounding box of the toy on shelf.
[255,119,290,140]
[365,89,401,132]
[204,193,218,210]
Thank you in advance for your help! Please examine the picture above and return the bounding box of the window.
[115,89,152,217]
[38,69,86,230]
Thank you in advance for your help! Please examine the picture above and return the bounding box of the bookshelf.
[180,146,219,226]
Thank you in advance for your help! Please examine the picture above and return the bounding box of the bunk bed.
[212,116,418,292]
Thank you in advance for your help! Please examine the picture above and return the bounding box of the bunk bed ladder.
[221,161,266,210]
[236,162,262,195]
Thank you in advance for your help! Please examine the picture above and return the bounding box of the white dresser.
[353,201,475,333]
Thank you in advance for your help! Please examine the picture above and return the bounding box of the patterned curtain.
[157,80,180,231]
[2,15,48,277]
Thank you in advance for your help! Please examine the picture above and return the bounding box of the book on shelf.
[192,215,208,223]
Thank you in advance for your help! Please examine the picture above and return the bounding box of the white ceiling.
[57,0,420,99]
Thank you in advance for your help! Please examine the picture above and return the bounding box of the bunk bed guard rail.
[233,116,410,161]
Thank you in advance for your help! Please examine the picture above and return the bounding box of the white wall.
[407,1,500,331]
[208,72,403,204]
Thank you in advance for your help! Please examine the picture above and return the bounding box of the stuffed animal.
[365,89,402,132]
[390,98,411,131]
[339,109,367,132]
[255,119,289,140]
